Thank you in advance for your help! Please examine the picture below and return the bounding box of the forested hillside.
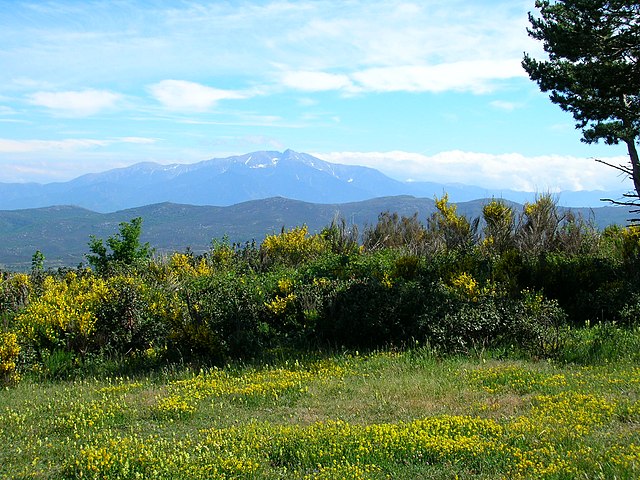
[0,195,629,270]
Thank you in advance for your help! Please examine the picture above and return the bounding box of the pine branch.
[594,158,633,176]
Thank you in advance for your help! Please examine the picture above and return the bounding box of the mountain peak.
[282,148,300,160]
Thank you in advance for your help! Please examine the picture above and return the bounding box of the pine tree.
[523,0,640,219]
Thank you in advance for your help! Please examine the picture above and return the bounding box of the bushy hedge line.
[0,196,639,382]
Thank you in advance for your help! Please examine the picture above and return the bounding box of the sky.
[0,0,633,197]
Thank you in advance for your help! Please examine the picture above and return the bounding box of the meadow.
[1,194,640,478]
[1,349,639,479]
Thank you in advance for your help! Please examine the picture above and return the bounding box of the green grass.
[1,350,639,479]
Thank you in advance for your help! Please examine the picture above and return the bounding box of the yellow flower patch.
[153,360,350,418]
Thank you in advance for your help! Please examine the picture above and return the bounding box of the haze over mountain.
[0,150,621,212]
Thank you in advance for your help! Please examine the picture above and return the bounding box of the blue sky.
[0,0,631,195]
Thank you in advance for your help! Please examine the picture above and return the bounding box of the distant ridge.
[0,196,628,271]
[0,149,625,212]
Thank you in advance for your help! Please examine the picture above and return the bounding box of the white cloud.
[314,150,629,192]
[148,80,245,111]
[279,60,527,95]
[282,1,532,67]
[0,138,109,153]
[351,60,526,94]
[27,89,122,116]
[0,136,156,153]
[118,136,157,144]
[281,71,354,92]
[2,1,536,96]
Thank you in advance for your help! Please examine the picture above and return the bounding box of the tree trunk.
[626,138,640,202]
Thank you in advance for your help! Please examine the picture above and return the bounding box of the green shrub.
[424,296,505,354]
[363,211,426,252]
[619,295,640,327]
[523,252,626,325]
[92,275,168,356]
[87,217,153,275]
[417,282,515,355]
[488,249,525,297]
[418,284,566,358]
[306,249,439,349]
[555,322,640,364]
[171,272,269,362]
[320,217,360,255]
[515,194,561,256]
[317,277,428,349]
[0,272,32,330]
[302,251,355,281]
[507,290,566,357]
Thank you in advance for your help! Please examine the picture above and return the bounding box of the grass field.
[1,350,639,479]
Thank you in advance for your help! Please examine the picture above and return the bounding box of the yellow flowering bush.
[265,292,297,315]
[16,272,109,351]
[0,332,21,385]
[265,277,297,315]
[428,194,475,251]
[209,238,236,267]
[261,226,327,266]
[148,289,186,328]
[483,199,514,225]
[449,272,480,301]
[11,270,168,359]
[278,277,293,294]
[482,199,515,253]
[435,194,465,228]
[620,225,640,259]
[168,252,212,278]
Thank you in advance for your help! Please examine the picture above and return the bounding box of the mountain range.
[0,149,631,270]
[0,149,625,212]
